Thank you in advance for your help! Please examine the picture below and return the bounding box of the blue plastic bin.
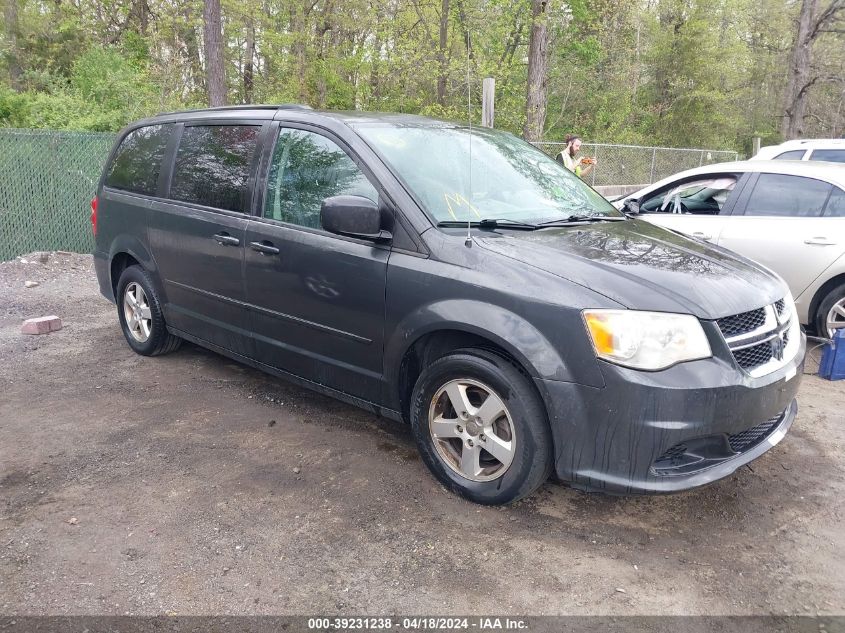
[819,330,845,380]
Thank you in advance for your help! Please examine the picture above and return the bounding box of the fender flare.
[384,298,577,389]
[108,235,166,301]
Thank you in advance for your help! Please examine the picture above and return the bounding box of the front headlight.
[583,310,712,370]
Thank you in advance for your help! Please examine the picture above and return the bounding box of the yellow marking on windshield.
[443,192,481,220]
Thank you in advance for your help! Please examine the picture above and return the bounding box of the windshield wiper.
[437,213,624,231]
[478,218,539,230]
[437,218,539,230]
[536,213,627,226]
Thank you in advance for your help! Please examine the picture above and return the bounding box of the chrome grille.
[716,298,795,377]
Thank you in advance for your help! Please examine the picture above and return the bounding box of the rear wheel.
[815,283,845,339]
[116,266,182,356]
[409,349,553,505]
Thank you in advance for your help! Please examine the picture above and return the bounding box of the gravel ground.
[0,253,843,616]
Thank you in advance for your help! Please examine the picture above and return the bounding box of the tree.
[3,0,22,90]
[203,0,226,106]
[437,0,450,105]
[523,0,550,141]
[243,18,255,104]
[781,0,845,139]
[2,0,844,144]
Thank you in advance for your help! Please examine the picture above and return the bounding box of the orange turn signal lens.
[584,312,615,355]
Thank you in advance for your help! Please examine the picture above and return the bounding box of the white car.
[614,161,845,338]
[752,139,845,163]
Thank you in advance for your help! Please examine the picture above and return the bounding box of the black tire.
[409,348,553,505]
[115,265,182,356]
[814,282,845,339]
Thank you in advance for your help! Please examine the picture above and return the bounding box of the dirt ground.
[0,253,843,617]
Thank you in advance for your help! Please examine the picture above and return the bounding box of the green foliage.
[71,47,154,112]
[1,0,842,146]
[0,43,170,130]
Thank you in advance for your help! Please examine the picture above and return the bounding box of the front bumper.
[536,332,805,494]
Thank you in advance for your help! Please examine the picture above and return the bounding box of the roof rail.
[155,104,313,117]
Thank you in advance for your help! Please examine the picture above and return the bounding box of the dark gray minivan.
[93,105,805,504]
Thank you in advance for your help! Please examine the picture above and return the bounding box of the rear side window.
[105,125,171,195]
[773,150,805,160]
[743,174,832,217]
[825,187,845,217]
[809,149,845,163]
[170,125,260,212]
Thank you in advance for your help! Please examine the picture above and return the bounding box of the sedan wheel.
[123,282,152,343]
[428,378,516,482]
[826,296,845,339]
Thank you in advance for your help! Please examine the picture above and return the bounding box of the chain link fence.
[0,129,115,261]
[531,142,741,189]
[0,128,741,261]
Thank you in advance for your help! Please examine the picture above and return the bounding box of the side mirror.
[321,195,391,242]
[623,199,640,216]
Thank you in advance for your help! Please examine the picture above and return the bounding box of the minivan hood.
[475,219,785,320]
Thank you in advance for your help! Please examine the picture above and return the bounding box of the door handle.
[804,237,837,246]
[213,233,240,246]
[691,231,712,241]
[250,241,280,255]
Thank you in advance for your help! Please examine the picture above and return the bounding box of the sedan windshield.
[355,123,621,224]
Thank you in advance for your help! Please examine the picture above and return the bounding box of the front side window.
[264,128,377,228]
[170,125,260,212]
[355,124,619,224]
[773,150,806,160]
[743,174,832,217]
[640,177,737,215]
[809,149,845,163]
[105,125,171,195]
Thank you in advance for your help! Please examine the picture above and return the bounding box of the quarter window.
[825,187,845,217]
[170,125,260,212]
[105,125,171,195]
[773,150,806,160]
[743,174,832,217]
[264,128,377,228]
[809,149,845,163]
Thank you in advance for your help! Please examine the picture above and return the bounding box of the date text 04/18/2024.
[307,617,529,631]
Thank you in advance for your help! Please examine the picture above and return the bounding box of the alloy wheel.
[826,297,845,339]
[428,378,516,482]
[123,282,152,343]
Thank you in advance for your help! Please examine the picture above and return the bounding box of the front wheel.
[815,283,845,339]
[409,349,553,505]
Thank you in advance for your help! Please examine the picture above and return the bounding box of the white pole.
[482,77,495,128]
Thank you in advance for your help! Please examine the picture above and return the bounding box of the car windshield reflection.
[356,123,622,225]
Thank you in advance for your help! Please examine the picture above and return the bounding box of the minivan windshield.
[355,124,621,225]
